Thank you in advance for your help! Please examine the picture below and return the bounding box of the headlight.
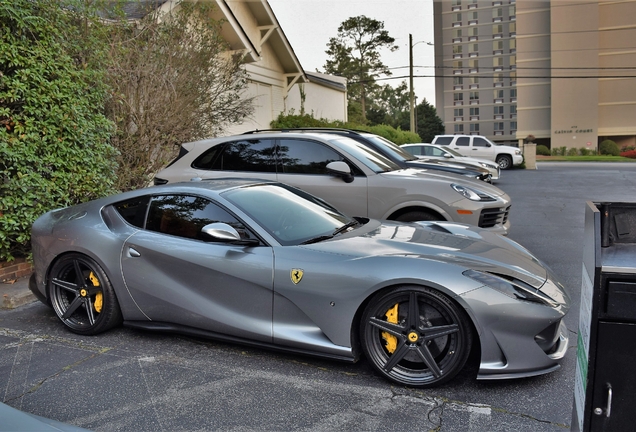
[451,184,496,201]
[514,150,521,155]
[463,270,557,306]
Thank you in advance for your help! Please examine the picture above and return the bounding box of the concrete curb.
[1,276,36,309]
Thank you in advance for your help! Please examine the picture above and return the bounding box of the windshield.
[223,183,354,246]
[362,134,419,162]
[326,137,402,173]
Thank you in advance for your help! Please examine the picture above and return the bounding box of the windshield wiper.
[331,220,359,236]
[300,220,360,245]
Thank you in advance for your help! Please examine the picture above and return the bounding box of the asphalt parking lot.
[2,162,636,431]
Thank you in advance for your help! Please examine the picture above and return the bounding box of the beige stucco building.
[434,0,636,150]
[155,0,347,135]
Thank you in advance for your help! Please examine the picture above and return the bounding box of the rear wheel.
[361,286,472,387]
[48,254,122,335]
[496,154,513,170]
[394,211,440,223]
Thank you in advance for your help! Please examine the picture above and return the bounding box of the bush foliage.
[536,145,551,156]
[599,139,620,156]
[0,0,117,260]
[270,113,421,145]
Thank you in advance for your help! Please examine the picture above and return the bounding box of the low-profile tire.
[48,253,122,335]
[394,211,440,223]
[496,154,513,170]
[360,285,472,387]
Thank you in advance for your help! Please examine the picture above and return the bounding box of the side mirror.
[201,223,259,246]
[443,153,452,159]
[326,161,354,183]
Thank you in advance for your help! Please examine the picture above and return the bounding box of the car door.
[275,138,369,218]
[471,136,495,160]
[450,136,471,157]
[120,194,274,343]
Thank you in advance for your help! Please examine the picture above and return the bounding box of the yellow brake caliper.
[381,303,399,354]
[89,271,103,313]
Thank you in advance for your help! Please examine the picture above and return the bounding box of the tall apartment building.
[433,0,636,150]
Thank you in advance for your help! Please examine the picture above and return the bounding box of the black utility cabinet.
[573,202,636,431]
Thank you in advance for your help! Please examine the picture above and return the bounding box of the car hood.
[380,168,506,197]
[307,220,547,288]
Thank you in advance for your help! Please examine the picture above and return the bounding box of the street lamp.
[409,34,433,134]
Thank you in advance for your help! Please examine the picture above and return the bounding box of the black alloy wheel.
[361,286,472,387]
[48,254,122,335]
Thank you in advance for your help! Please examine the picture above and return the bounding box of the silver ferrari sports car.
[30,179,569,387]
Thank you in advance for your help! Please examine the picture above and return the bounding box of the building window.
[509,4,516,20]
[468,27,478,41]
[509,38,516,53]
[510,55,516,69]
[509,22,516,36]
[454,93,464,105]
[492,7,503,21]
[510,121,517,132]
[493,24,503,38]
[470,123,480,133]
[470,107,479,116]
[510,105,517,118]
[470,91,479,100]
[453,28,462,39]
[454,108,464,117]
[494,122,504,132]
[453,45,463,55]
[510,70,517,86]
[454,123,464,133]
[454,76,463,85]
[494,106,504,115]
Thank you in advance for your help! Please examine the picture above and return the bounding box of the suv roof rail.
[241,127,366,137]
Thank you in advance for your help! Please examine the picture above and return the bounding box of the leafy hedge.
[270,113,421,145]
[0,0,117,260]
[599,140,620,156]
[536,145,551,156]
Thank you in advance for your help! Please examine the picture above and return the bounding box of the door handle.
[128,247,141,258]
[594,383,612,418]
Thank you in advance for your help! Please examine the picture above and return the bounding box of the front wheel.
[360,286,472,387]
[496,154,513,170]
[48,254,122,335]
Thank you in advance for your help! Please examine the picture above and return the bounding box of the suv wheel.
[496,155,513,170]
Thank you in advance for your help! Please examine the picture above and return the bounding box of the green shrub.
[599,139,620,156]
[567,147,579,156]
[551,146,567,156]
[0,0,117,260]
[536,145,551,156]
[270,113,421,144]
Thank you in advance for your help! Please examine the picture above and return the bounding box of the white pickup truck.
[431,135,523,170]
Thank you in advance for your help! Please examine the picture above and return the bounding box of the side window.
[434,136,453,146]
[456,137,470,146]
[430,147,446,157]
[114,196,150,228]
[145,195,256,241]
[192,139,275,172]
[277,139,344,174]
[473,137,491,147]
[407,146,422,156]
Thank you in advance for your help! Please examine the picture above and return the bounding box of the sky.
[267,0,437,105]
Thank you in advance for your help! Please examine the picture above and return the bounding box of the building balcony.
[494,98,504,104]
[453,22,462,27]
[453,85,463,90]
[454,117,464,121]
[469,35,478,41]
[454,101,464,106]
[469,52,478,57]
[453,54,463,59]
[469,20,478,25]
[453,37,462,43]
[452,5,461,11]
[494,114,504,120]
[494,130,504,136]
[470,116,479,121]
[469,83,479,89]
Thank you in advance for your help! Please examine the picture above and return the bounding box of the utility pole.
[409,34,415,133]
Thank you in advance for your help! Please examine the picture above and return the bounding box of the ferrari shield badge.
[291,269,304,284]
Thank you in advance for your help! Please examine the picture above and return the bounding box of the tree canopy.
[323,16,398,123]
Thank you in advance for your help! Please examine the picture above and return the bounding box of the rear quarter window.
[434,136,453,146]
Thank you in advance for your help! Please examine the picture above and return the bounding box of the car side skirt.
[123,321,357,363]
